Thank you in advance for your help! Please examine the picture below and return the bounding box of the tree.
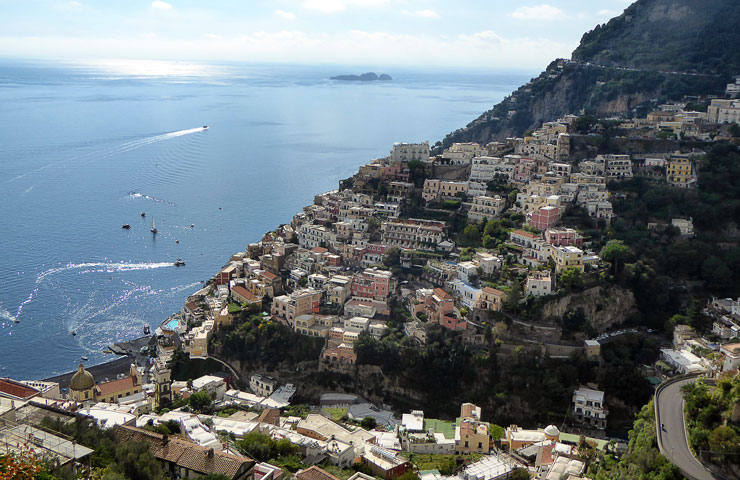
[360,416,377,430]
[559,267,584,291]
[601,239,630,275]
[383,247,401,268]
[188,390,213,412]
[114,441,165,480]
[729,122,740,138]
[298,276,308,287]
[509,469,530,480]
[458,224,481,247]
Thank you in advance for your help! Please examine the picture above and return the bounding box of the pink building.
[441,314,467,331]
[351,268,394,300]
[545,228,584,247]
[528,205,559,231]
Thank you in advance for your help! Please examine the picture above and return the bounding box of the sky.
[0,0,635,69]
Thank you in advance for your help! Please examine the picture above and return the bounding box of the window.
[464,441,469,448]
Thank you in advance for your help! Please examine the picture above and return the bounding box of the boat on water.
[122,224,131,229]
[13,318,19,323]
[174,257,185,267]
[71,331,77,336]
[143,325,151,335]
[151,218,158,234]
[141,212,146,217]
[203,125,209,129]
[81,356,88,361]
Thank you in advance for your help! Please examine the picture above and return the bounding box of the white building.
[468,196,506,222]
[572,387,607,430]
[526,271,552,297]
[191,375,227,401]
[390,141,430,163]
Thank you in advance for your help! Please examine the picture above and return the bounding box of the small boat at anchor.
[141,212,146,217]
[122,224,131,229]
[151,218,158,235]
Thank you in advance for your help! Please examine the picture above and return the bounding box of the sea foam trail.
[128,191,176,206]
[6,127,207,183]
[11,261,175,322]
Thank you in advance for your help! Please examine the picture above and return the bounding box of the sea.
[0,59,532,380]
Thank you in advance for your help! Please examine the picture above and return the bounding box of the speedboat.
[174,258,185,267]
[71,331,77,336]
[203,125,209,129]
[122,224,131,229]
[81,356,88,361]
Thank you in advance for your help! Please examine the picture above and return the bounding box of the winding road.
[655,375,725,480]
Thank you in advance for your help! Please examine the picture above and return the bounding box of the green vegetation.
[167,349,225,382]
[210,312,324,370]
[683,377,740,468]
[400,453,483,475]
[36,417,165,480]
[237,431,300,466]
[324,407,348,422]
[589,400,682,480]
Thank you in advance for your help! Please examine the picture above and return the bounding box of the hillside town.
[2,86,740,480]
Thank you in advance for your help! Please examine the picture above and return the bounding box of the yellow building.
[666,155,695,188]
[552,246,584,273]
[69,363,143,404]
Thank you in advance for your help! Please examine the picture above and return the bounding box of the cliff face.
[442,0,740,146]
[541,285,637,333]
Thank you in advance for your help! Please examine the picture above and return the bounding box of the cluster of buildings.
[658,307,740,377]
[8,75,739,478]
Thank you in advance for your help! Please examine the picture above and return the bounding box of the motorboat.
[141,212,146,217]
[122,224,131,229]
[190,224,194,228]
[143,325,151,335]
[174,258,185,267]
[71,331,77,336]
[203,125,209,129]
[81,356,88,361]
[175,240,179,244]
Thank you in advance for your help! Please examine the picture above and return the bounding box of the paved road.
[655,377,723,480]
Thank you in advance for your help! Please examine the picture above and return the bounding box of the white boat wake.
[11,261,175,323]
[7,126,208,184]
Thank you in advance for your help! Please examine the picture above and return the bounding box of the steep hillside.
[442,0,740,146]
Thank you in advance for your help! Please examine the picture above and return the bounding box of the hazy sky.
[0,0,634,69]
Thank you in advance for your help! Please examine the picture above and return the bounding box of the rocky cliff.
[441,0,740,146]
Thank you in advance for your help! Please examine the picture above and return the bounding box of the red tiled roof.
[0,379,39,400]
[261,271,279,281]
[511,229,538,239]
[482,286,506,296]
[232,286,259,302]
[297,466,342,480]
[115,426,254,479]
[96,376,138,396]
[433,288,451,300]
[257,408,281,426]
[311,247,328,254]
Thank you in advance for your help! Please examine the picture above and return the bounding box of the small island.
[330,72,392,81]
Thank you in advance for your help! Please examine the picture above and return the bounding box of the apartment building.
[381,219,445,250]
[572,387,608,430]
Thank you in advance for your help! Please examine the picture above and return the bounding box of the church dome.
[69,364,95,391]
[544,425,560,437]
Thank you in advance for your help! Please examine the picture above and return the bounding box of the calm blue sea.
[0,59,531,380]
